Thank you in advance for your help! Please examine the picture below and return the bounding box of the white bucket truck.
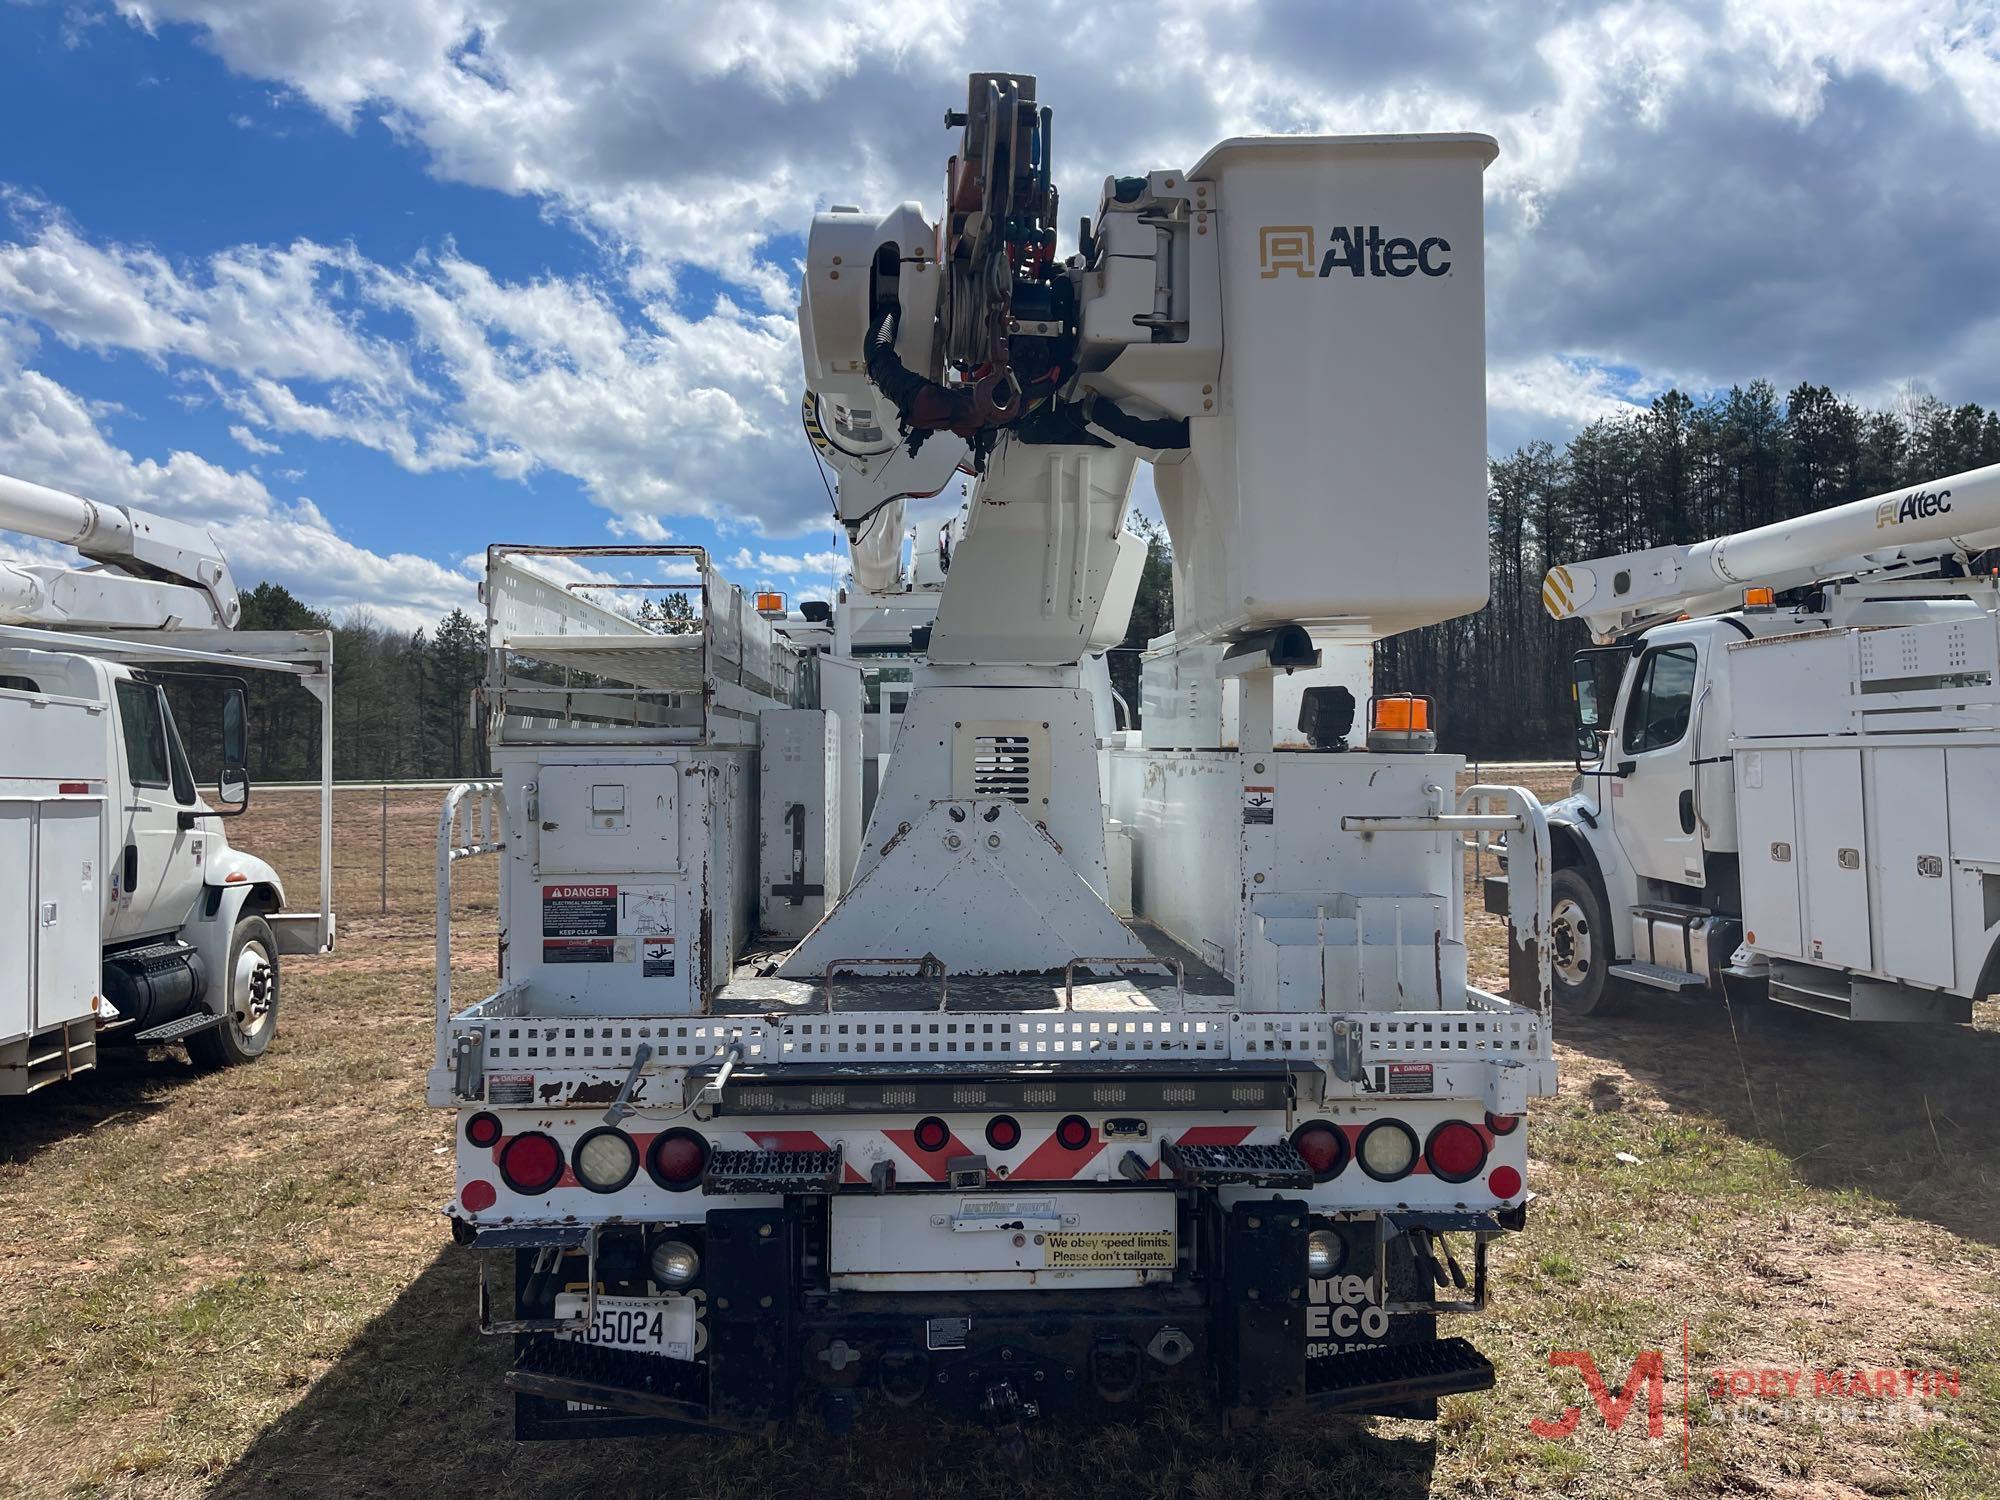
[1518,461,2000,1022]
[0,471,333,1092]
[431,75,1555,1438]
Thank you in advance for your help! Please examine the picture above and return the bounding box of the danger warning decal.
[1242,785,1275,826]
[544,884,616,938]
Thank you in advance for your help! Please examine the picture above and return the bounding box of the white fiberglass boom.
[0,470,240,630]
[1545,461,2000,637]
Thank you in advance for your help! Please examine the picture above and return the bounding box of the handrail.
[436,781,508,1079]
[821,955,948,1012]
[1340,783,1553,1045]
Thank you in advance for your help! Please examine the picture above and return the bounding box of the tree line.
[1377,383,2000,757]
[161,582,490,784]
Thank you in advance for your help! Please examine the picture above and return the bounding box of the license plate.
[553,1293,697,1361]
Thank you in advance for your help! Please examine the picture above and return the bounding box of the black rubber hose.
[1077,390,1189,449]
[866,311,977,430]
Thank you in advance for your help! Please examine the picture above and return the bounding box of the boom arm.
[0,470,240,631]
[1545,461,2000,637]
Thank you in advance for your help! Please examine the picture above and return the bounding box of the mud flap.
[707,1204,796,1428]
[1217,1198,1309,1413]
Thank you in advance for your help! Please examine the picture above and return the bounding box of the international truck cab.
[1518,461,2000,1023]
[1,470,334,1093]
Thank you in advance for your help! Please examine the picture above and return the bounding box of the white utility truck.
[432,75,1555,1437]
[0,471,334,1092]
[1515,461,2000,1022]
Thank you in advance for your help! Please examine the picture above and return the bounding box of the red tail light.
[1055,1115,1092,1151]
[647,1129,708,1191]
[1289,1120,1349,1181]
[497,1131,563,1195]
[1488,1165,1523,1200]
[985,1115,1022,1150]
[1484,1112,1520,1136]
[913,1116,951,1153]
[464,1111,502,1149]
[1425,1120,1489,1183]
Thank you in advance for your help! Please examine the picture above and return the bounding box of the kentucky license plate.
[553,1293,697,1361]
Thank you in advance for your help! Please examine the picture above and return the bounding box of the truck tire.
[1549,867,1618,1017]
[188,916,280,1068]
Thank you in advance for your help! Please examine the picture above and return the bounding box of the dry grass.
[0,778,1995,1498]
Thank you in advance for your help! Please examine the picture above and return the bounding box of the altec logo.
[1875,486,1952,528]
[1260,224,1452,279]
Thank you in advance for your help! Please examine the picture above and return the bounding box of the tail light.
[1425,1120,1489,1183]
[647,1128,708,1191]
[573,1127,640,1193]
[1484,1112,1520,1136]
[464,1111,502,1148]
[1055,1115,1092,1150]
[1289,1120,1349,1182]
[913,1116,951,1153]
[497,1131,564,1195]
[1355,1120,1419,1182]
[985,1115,1022,1150]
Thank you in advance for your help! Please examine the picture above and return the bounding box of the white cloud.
[1,0,1996,624]
[1487,357,1645,428]
[0,208,815,537]
[0,329,475,633]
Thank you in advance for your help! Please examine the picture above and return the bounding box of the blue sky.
[0,1,1995,630]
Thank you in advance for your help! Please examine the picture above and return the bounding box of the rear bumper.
[494,1201,1510,1439]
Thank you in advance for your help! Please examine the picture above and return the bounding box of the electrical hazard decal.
[1242,785,1275,825]
[544,884,616,938]
[619,885,675,936]
[642,937,677,978]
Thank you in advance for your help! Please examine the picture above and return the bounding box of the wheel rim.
[1550,896,1594,987]
[232,940,276,1046]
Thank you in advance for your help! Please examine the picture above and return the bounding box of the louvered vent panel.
[970,734,1035,803]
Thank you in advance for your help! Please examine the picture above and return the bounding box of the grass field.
[1,776,1996,1498]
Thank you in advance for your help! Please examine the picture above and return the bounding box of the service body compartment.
[1737,737,2000,1002]
[828,1190,1177,1291]
[1,796,103,1052]
[1868,747,1953,987]
[501,747,754,1013]
[758,709,842,938]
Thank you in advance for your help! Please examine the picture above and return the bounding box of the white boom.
[1545,460,2000,637]
[0,471,241,630]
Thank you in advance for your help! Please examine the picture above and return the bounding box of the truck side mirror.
[223,687,248,767]
[217,766,250,814]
